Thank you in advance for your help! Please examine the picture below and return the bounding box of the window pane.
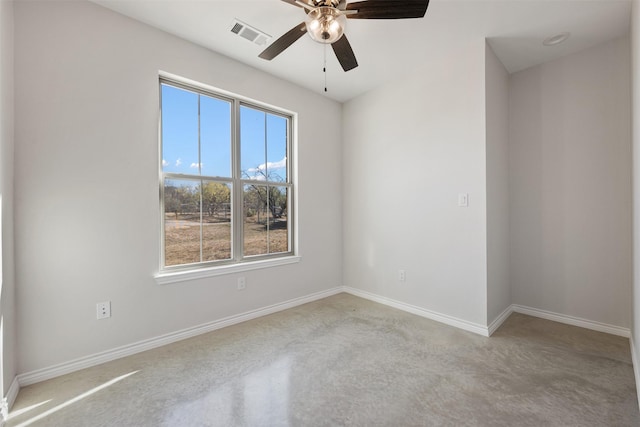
[161,84,199,175]
[243,184,268,256]
[240,106,266,181]
[243,184,289,257]
[164,178,201,266]
[266,114,288,182]
[202,181,232,262]
[268,186,289,254]
[201,95,232,178]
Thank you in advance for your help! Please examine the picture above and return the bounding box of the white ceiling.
[91,0,632,103]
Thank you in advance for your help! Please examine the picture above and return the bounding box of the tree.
[201,182,231,218]
[243,185,286,224]
[242,167,287,223]
[164,184,198,218]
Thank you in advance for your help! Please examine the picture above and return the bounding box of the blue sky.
[161,83,287,184]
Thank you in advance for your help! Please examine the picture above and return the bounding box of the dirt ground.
[164,213,288,266]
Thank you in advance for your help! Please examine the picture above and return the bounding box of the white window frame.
[155,74,299,284]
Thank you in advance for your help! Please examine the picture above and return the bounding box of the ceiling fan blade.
[259,22,308,61]
[280,0,304,8]
[346,0,429,19]
[294,0,317,11]
[281,0,314,13]
[332,35,358,71]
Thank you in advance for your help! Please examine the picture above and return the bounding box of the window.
[159,78,294,273]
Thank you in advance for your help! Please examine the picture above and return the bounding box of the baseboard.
[487,305,514,336]
[343,287,489,337]
[1,376,19,425]
[6,377,19,413]
[14,287,632,389]
[511,304,630,337]
[631,337,640,411]
[341,289,632,340]
[17,286,344,387]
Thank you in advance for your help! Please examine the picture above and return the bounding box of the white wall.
[509,37,632,328]
[0,0,16,403]
[485,43,510,325]
[10,0,636,384]
[14,0,343,374]
[342,41,488,326]
[631,0,640,396]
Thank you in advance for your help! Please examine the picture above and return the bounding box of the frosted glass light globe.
[305,7,346,44]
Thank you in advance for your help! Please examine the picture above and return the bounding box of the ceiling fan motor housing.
[316,0,341,7]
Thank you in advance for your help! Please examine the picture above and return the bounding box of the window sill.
[154,256,301,285]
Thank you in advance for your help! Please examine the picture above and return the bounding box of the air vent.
[230,19,271,46]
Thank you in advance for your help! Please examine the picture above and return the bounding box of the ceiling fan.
[259,0,430,72]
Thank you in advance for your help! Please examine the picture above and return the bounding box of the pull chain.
[323,43,328,93]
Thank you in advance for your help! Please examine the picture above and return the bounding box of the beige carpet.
[7,293,639,426]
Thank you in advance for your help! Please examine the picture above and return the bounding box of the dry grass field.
[164,213,288,266]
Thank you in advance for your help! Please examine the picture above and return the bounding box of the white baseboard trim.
[0,398,5,426]
[631,337,640,411]
[341,289,632,340]
[488,305,513,336]
[6,377,19,412]
[17,287,344,387]
[1,376,19,425]
[511,304,630,337]
[343,287,490,337]
[14,287,632,390]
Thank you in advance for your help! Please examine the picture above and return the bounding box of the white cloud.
[162,159,169,167]
[190,163,203,169]
[247,157,287,173]
[247,174,266,181]
[176,158,182,167]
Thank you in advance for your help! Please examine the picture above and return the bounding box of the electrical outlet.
[237,277,246,291]
[398,270,406,282]
[96,301,111,319]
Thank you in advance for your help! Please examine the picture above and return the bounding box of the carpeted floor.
[7,293,640,426]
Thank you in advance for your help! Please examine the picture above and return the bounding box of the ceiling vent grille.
[230,19,271,46]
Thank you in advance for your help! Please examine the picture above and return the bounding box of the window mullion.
[198,95,204,263]
[232,99,243,262]
[159,80,166,269]
[264,111,270,254]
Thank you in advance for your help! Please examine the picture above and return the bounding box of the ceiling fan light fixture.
[305,7,346,44]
